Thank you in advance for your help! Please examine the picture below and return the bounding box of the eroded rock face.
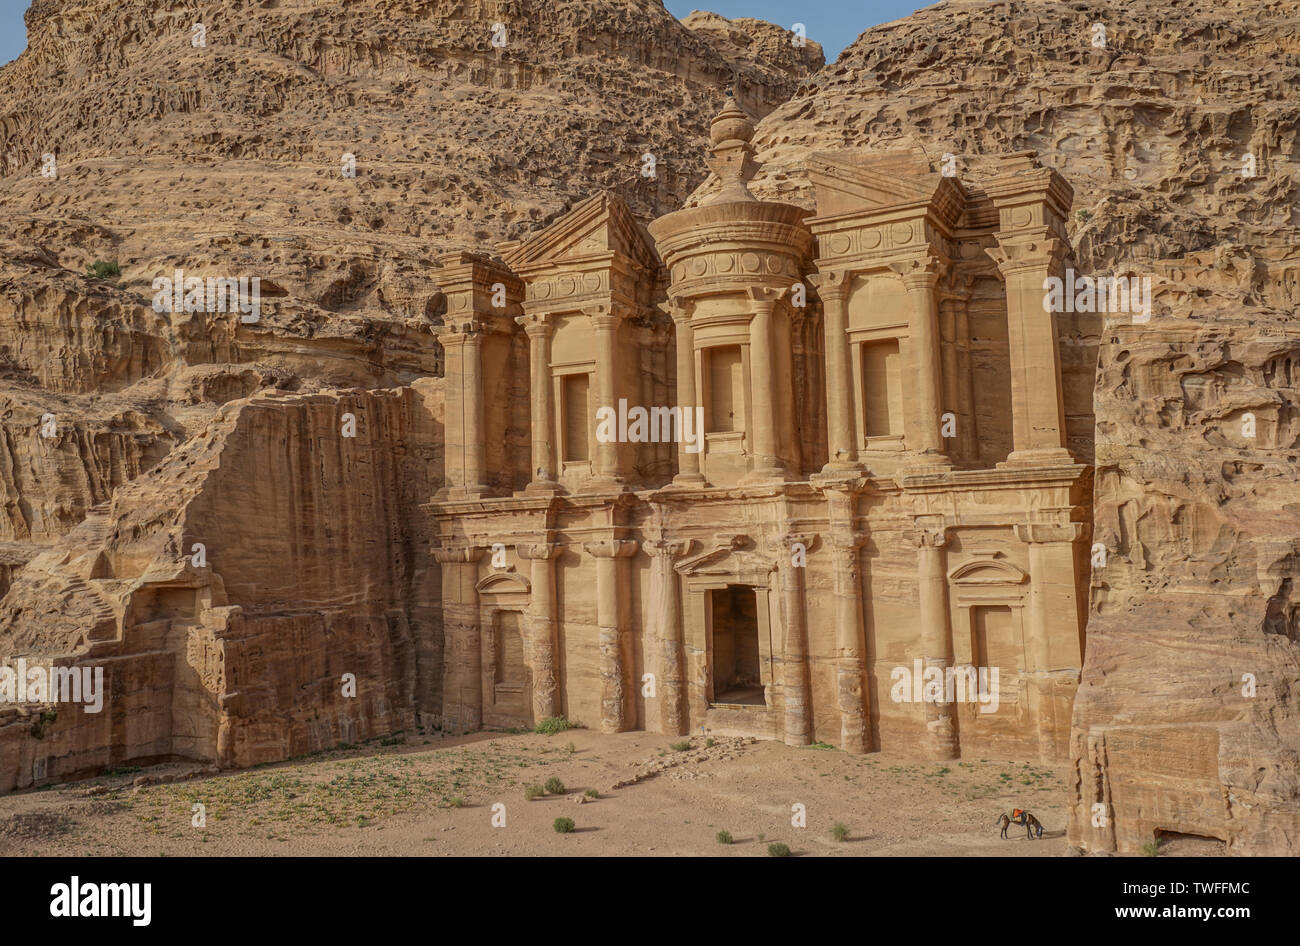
[688,0,1300,854]
[0,383,443,786]
[0,0,818,786]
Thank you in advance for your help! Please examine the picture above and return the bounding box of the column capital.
[659,297,695,324]
[515,312,554,337]
[644,537,695,559]
[1014,522,1082,545]
[986,237,1071,277]
[518,542,564,560]
[744,285,782,310]
[584,302,633,330]
[583,538,639,559]
[766,532,819,555]
[809,268,852,301]
[909,526,949,550]
[889,254,948,288]
[434,321,486,343]
[432,544,484,564]
[830,531,868,551]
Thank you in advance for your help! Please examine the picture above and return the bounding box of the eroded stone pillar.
[646,537,691,735]
[436,326,488,496]
[814,270,858,471]
[584,538,638,732]
[830,531,869,753]
[892,258,949,466]
[1015,521,1084,760]
[518,542,562,721]
[518,315,559,492]
[746,291,784,480]
[589,306,625,489]
[773,532,814,746]
[992,241,1072,464]
[434,545,484,733]
[914,526,957,759]
[668,301,706,487]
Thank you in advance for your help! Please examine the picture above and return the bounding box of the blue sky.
[0,1,926,67]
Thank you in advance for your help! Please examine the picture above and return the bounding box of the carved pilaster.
[584,538,639,732]
[910,525,957,760]
[645,537,693,735]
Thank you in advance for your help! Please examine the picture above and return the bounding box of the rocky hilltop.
[699,0,1299,854]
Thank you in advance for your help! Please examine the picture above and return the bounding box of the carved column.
[518,542,562,721]
[518,315,559,492]
[814,270,858,471]
[588,306,625,488]
[667,301,706,487]
[584,538,639,732]
[773,532,815,746]
[1014,522,1084,761]
[645,537,691,735]
[892,257,949,466]
[914,526,957,759]
[436,326,488,497]
[953,287,979,462]
[434,544,484,733]
[746,290,784,480]
[989,239,1073,465]
[830,531,869,753]
[939,293,962,462]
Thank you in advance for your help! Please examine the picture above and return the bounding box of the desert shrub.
[534,716,576,735]
[716,830,733,845]
[544,777,566,795]
[86,260,120,279]
[831,822,850,842]
[669,740,691,752]
[553,817,575,834]
[767,842,791,857]
[524,784,545,801]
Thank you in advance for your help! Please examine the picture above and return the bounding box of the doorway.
[709,585,764,705]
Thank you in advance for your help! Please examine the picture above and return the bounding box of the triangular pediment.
[808,147,956,218]
[503,192,658,272]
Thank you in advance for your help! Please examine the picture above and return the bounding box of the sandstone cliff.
[692,0,1299,854]
[0,0,819,783]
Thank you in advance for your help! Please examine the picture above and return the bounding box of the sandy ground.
[0,728,1140,857]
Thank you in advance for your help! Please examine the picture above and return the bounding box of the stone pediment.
[503,192,658,274]
[674,533,776,579]
[808,148,963,221]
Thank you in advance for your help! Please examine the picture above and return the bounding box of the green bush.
[553,817,575,834]
[669,740,691,752]
[86,260,121,279]
[446,795,466,808]
[716,830,733,845]
[831,822,850,842]
[767,842,791,857]
[544,777,566,795]
[1142,840,1161,857]
[524,784,545,801]
[534,716,576,735]
[584,788,599,799]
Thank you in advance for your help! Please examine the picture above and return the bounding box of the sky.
[0,1,928,67]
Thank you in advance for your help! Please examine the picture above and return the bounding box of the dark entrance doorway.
[709,585,764,705]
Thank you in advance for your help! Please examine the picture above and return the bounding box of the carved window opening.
[561,373,590,462]
[709,585,764,705]
[861,338,903,438]
[494,610,526,689]
[705,345,745,434]
[970,604,1017,672]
